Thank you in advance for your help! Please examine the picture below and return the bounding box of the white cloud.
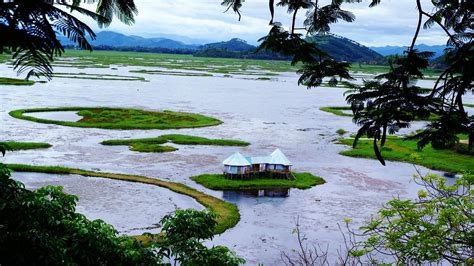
[79,0,449,46]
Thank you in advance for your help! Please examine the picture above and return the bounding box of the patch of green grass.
[191,172,325,190]
[130,69,213,77]
[0,77,35,86]
[102,134,249,153]
[2,141,51,150]
[320,106,353,117]
[465,104,474,108]
[44,72,146,81]
[321,106,438,121]
[336,129,347,135]
[338,137,474,173]
[9,107,223,130]
[7,164,240,236]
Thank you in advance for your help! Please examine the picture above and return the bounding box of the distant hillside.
[60,31,198,50]
[199,38,255,51]
[371,44,448,58]
[195,34,382,63]
[307,34,383,63]
[59,31,382,63]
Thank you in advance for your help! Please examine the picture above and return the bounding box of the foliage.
[191,172,325,190]
[0,0,137,79]
[7,163,240,235]
[281,173,473,265]
[0,163,160,265]
[9,107,223,130]
[102,134,249,153]
[338,137,474,173]
[343,0,473,163]
[353,174,473,264]
[156,209,245,266]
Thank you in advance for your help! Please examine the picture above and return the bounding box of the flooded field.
[1,53,472,264]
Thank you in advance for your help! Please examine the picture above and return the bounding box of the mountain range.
[59,31,446,63]
[370,44,448,58]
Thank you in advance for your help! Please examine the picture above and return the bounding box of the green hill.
[307,34,383,63]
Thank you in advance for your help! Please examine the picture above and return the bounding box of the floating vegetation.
[0,77,35,86]
[9,107,223,130]
[1,141,52,150]
[191,172,325,190]
[130,69,213,77]
[320,106,353,117]
[102,134,249,153]
[45,72,147,81]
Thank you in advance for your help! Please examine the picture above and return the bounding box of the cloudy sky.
[82,0,447,47]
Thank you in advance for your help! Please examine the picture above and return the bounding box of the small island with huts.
[222,149,293,179]
[191,149,325,191]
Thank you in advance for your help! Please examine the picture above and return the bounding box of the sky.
[80,0,447,47]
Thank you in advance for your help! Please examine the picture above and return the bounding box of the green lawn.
[191,172,325,190]
[1,141,51,150]
[102,134,249,153]
[338,137,474,173]
[0,77,35,86]
[465,103,474,108]
[7,164,240,236]
[9,107,223,130]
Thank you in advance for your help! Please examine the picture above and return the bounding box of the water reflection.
[223,188,290,201]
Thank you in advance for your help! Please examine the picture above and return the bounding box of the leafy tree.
[156,209,245,266]
[0,0,137,79]
[0,162,160,265]
[343,0,473,161]
[352,173,473,264]
[281,173,473,265]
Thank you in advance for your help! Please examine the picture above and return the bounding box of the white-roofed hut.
[222,149,293,179]
[266,149,293,178]
[222,152,251,179]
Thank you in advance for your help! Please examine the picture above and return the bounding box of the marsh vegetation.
[10,107,223,130]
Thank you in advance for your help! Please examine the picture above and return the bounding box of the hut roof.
[269,149,292,166]
[222,152,251,166]
[246,156,271,164]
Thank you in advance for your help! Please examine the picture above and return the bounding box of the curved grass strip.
[45,72,146,81]
[191,172,325,190]
[0,77,35,86]
[101,134,250,153]
[465,104,474,108]
[7,164,240,236]
[130,69,213,77]
[9,107,223,130]
[320,106,353,117]
[338,138,474,173]
[2,141,51,150]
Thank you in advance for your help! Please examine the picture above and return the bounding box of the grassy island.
[191,172,325,190]
[1,141,52,150]
[7,164,240,236]
[338,137,474,173]
[102,134,249,153]
[9,107,223,130]
[0,77,35,86]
